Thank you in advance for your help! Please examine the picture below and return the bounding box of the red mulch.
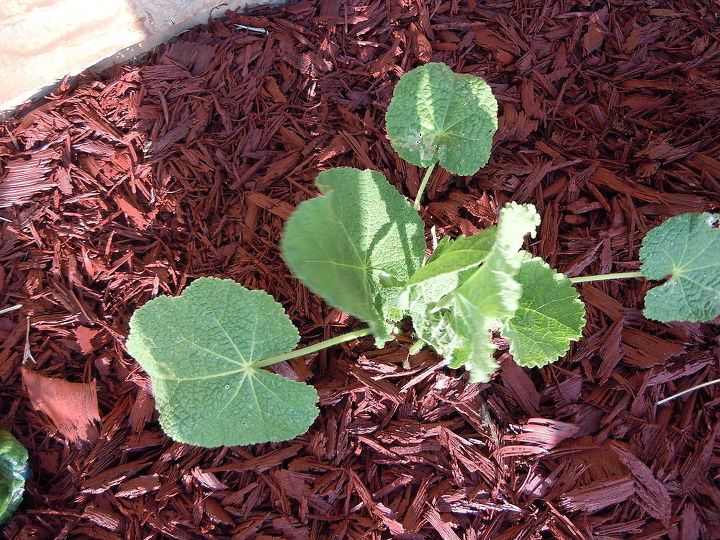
[1,1,719,538]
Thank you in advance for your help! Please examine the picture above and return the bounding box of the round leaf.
[640,212,720,322]
[386,62,498,175]
[127,278,319,448]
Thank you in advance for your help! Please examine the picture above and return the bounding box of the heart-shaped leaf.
[127,278,318,448]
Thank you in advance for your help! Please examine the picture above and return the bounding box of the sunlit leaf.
[438,203,540,382]
[386,62,498,175]
[281,167,425,345]
[127,278,318,448]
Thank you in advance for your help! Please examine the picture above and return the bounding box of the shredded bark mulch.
[1,1,719,538]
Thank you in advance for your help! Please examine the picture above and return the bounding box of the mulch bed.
[1,0,719,538]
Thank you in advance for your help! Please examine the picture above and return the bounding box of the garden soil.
[1,0,719,538]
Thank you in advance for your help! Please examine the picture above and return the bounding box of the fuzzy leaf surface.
[281,168,425,345]
[503,254,585,367]
[0,430,28,524]
[386,62,498,175]
[400,228,496,361]
[639,212,720,322]
[397,272,468,364]
[439,203,541,382]
[408,227,497,287]
[398,229,497,322]
[414,310,467,363]
[126,278,318,448]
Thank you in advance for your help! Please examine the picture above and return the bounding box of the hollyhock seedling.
[126,63,720,447]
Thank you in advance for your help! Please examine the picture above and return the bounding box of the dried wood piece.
[21,367,101,443]
[560,476,635,513]
[610,441,671,525]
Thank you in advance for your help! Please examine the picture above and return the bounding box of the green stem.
[254,327,372,368]
[408,338,425,356]
[414,161,438,210]
[570,271,643,284]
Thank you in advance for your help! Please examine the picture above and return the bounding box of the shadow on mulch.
[1,0,719,538]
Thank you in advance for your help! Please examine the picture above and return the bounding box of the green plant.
[0,430,29,524]
[126,63,720,448]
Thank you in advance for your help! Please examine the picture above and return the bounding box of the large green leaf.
[386,62,498,175]
[126,278,319,448]
[438,203,541,382]
[0,430,28,524]
[503,254,586,367]
[640,212,720,322]
[281,168,426,346]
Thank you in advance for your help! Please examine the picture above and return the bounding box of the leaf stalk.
[414,161,438,210]
[254,327,372,368]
